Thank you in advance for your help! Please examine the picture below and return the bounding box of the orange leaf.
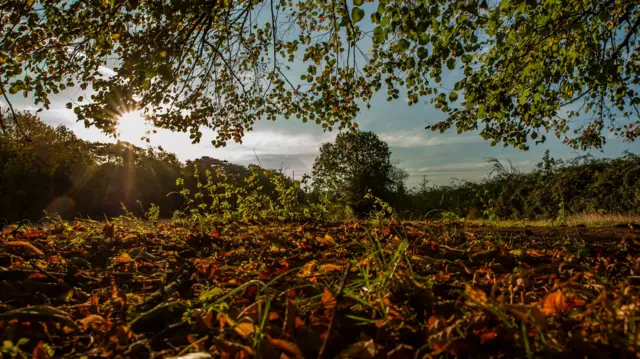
[224,315,259,338]
[79,314,105,327]
[115,252,134,263]
[315,234,336,245]
[298,260,317,278]
[32,341,48,359]
[542,290,569,316]
[233,322,259,337]
[319,263,343,273]
[465,284,488,306]
[480,331,497,344]
[322,288,336,309]
[268,337,303,357]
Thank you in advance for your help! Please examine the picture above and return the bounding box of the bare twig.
[0,79,31,141]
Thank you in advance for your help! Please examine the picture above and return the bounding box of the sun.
[116,111,154,144]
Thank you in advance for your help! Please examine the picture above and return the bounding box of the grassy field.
[1,217,639,358]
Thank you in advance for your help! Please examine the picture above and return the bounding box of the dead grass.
[565,213,640,226]
[464,213,640,228]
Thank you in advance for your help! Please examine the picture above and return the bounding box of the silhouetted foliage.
[2,113,639,223]
[0,112,303,222]
[401,150,640,220]
[311,131,404,215]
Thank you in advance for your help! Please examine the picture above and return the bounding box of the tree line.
[0,112,293,223]
[1,112,639,224]
[397,151,640,220]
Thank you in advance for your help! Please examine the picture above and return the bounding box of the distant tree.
[312,131,403,215]
[2,1,638,149]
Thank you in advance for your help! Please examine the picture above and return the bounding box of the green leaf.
[418,33,429,45]
[446,58,456,70]
[353,0,364,5]
[449,91,459,102]
[519,95,527,105]
[352,7,365,23]
[397,39,410,51]
[417,47,428,59]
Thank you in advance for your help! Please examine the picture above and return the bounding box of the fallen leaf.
[315,234,336,245]
[115,252,134,263]
[541,290,569,316]
[465,284,488,306]
[319,263,343,273]
[233,322,259,337]
[322,287,336,309]
[32,341,49,359]
[298,260,317,278]
[267,337,303,357]
[80,314,105,327]
[337,339,379,358]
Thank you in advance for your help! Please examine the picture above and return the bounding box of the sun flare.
[116,111,154,144]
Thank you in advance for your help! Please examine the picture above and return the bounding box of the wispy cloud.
[378,131,480,148]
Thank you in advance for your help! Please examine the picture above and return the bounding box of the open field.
[1,219,640,358]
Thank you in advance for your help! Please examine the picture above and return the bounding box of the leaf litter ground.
[1,219,640,358]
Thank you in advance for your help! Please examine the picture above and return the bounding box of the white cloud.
[98,65,117,77]
[378,131,480,148]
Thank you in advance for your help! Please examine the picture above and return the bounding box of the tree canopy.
[312,130,402,215]
[1,0,639,149]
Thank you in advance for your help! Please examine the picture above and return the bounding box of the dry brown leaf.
[465,284,488,306]
[5,241,44,256]
[266,312,279,321]
[115,252,134,263]
[32,341,50,359]
[79,314,105,327]
[298,260,317,278]
[233,322,259,337]
[337,339,379,359]
[541,290,569,316]
[315,234,336,245]
[322,287,336,309]
[319,263,343,273]
[267,337,303,357]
